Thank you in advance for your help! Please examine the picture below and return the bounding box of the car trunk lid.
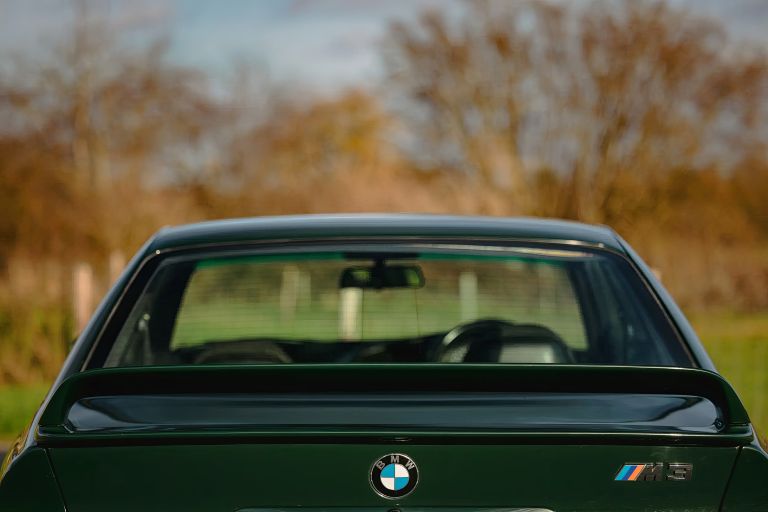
[39,365,752,512]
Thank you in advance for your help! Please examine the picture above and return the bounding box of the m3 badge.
[615,463,692,481]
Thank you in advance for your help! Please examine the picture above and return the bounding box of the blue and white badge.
[370,453,419,499]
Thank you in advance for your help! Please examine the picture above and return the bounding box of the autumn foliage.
[1,0,767,383]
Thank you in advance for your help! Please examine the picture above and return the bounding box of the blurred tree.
[385,0,768,229]
[233,90,391,184]
[733,151,768,237]
[0,0,224,382]
[385,1,568,213]
[1,0,768,383]
[221,89,399,214]
[566,0,767,226]
[0,0,220,258]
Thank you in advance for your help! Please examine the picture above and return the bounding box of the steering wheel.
[438,319,518,363]
[438,318,573,363]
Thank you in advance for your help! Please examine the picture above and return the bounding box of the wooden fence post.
[339,288,362,341]
[279,265,300,324]
[73,263,94,333]
[459,271,478,321]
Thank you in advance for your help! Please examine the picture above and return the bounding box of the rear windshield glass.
[102,244,691,367]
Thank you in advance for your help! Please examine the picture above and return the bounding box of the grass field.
[0,312,765,443]
[0,383,50,443]
[689,312,768,436]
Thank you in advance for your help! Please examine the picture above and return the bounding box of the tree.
[385,1,568,213]
[385,0,768,228]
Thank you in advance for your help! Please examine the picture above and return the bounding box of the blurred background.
[0,0,767,445]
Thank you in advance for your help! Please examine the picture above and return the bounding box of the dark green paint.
[58,393,723,435]
[2,215,767,510]
[0,448,65,511]
[147,214,625,253]
[721,445,768,511]
[49,443,738,512]
[38,364,751,439]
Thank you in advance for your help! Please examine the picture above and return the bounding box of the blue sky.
[1,0,767,92]
[166,0,462,90]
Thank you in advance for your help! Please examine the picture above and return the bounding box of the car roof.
[147,214,623,253]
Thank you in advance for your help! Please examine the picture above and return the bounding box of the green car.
[1,215,766,511]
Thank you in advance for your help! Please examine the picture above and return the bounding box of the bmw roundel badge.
[370,453,419,499]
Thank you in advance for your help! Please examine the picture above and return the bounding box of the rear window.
[102,244,691,368]
[171,256,587,348]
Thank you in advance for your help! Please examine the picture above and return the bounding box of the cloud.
[677,0,768,44]
[2,0,765,94]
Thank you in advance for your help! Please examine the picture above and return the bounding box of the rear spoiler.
[37,364,753,446]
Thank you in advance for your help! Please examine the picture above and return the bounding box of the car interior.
[101,247,693,368]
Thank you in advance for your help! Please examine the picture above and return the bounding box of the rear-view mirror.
[339,264,425,289]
